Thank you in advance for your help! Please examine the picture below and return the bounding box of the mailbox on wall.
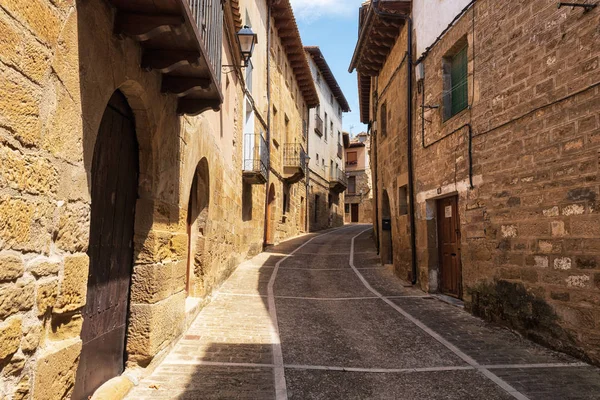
[382,218,392,231]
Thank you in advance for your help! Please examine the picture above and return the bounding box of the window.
[346,151,357,166]
[316,153,319,162]
[443,44,468,120]
[324,112,328,138]
[317,72,322,86]
[338,131,341,143]
[283,184,290,215]
[330,93,334,104]
[345,204,350,214]
[398,185,408,216]
[330,121,333,136]
[348,176,356,194]
[380,102,387,137]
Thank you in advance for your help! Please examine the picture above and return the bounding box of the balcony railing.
[314,115,323,136]
[110,0,224,115]
[243,133,268,184]
[188,0,223,85]
[337,143,343,159]
[329,167,348,193]
[283,143,306,184]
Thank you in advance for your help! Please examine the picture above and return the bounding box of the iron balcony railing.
[188,0,223,84]
[303,119,308,139]
[337,143,343,159]
[314,114,323,136]
[283,143,306,171]
[243,133,268,181]
[330,167,348,187]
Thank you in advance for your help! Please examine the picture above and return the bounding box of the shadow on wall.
[73,1,183,397]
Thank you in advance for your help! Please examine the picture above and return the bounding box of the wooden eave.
[348,1,411,77]
[229,0,243,33]
[358,73,371,124]
[305,46,351,112]
[271,0,319,108]
[108,0,224,115]
[343,132,350,148]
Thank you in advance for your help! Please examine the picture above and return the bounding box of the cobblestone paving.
[126,225,600,400]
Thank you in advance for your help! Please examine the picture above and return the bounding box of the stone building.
[351,0,600,365]
[344,132,374,224]
[305,46,350,231]
[0,0,317,398]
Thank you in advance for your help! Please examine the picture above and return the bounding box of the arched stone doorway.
[381,189,393,265]
[74,91,139,399]
[266,184,276,245]
[187,158,210,297]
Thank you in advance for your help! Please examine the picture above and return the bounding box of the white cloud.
[290,0,364,22]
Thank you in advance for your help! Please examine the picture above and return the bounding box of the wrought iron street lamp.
[237,25,257,67]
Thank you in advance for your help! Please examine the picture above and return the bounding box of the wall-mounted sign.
[445,205,452,218]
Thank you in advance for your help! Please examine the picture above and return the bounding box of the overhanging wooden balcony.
[283,143,306,184]
[329,167,347,194]
[314,114,323,136]
[108,0,224,115]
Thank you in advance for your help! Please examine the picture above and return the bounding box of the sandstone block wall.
[0,0,268,398]
[372,0,600,364]
[308,171,344,231]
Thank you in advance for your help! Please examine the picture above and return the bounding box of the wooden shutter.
[451,46,468,116]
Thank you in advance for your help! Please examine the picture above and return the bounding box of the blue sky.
[291,0,368,136]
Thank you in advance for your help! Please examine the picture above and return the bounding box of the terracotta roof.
[348,0,411,76]
[272,0,320,108]
[305,46,351,112]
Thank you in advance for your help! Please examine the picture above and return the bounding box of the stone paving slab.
[276,297,466,369]
[218,265,271,295]
[277,253,352,269]
[492,367,600,400]
[390,297,576,366]
[274,268,375,298]
[170,295,273,365]
[128,365,274,399]
[359,266,424,297]
[285,369,513,400]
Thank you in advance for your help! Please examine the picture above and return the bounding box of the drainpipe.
[262,1,272,248]
[371,1,418,285]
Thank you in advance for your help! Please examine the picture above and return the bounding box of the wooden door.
[73,91,139,399]
[437,196,462,298]
[266,185,275,244]
[351,204,359,223]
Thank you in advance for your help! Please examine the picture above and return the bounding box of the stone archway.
[74,90,139,399]
[381,189,393,265]
[187,158,210,297]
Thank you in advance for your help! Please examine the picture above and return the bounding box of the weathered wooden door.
[351,204,359,222]
[73,91,139,399]
[437,196,462,298]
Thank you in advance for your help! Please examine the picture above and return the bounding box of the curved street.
[127,225,600,400]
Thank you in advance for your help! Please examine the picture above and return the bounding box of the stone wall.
[371,0,600,364]
[0,1,267,398]
[345,170,373,224]
[267,19,311,244]
[308,170,344,231]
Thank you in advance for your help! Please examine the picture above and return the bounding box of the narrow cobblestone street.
[126,225,600,400]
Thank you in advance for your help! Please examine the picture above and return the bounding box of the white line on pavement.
[268,225,361,400]
[348,228,531,400]
[160,359,590,372]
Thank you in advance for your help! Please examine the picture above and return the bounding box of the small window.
[380,102,387,137]
[398,185,408,216]
[330,93,334,104]
[348,176,356,194]
[316,153,319,161]
[345,204,350,214]
[443,44,468,120]
[346,151,357,166]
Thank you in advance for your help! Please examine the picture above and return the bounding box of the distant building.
[344,132,373,223]
[305,46,351,231]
